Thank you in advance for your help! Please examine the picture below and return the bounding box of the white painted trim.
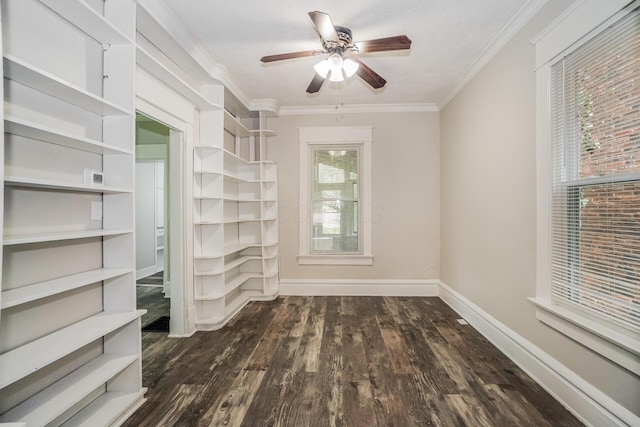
[531,0,631,69]
[279,279,439,296]
[439,0,549,108]
[279,103,439,116]
[298,127,373,264]
[529,298,640,375]
[533,0,640,377]
[438,281,639,427]
[136,265,157,281]
[135,0,251,108]
[297,254,374,266]
[136,68,196,338]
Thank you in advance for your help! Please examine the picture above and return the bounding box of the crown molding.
[249,99,280,116]
[438,0,550,109]
[135,0,251,109]
[279,103,439,116]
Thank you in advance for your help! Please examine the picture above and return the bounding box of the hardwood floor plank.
[292,297,327,373]
[125,297,584,427]
[377,298,417,374]
[445,393,494,427]
[355,297,412,426]
[310,296,343,427]
[204,369,266,427]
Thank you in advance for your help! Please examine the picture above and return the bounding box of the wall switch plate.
[84,168,104,186]
[91,201,103,221]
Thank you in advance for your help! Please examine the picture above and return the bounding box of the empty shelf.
[0,354,138,425]
[1,268,131,309]
[0,310,143,389]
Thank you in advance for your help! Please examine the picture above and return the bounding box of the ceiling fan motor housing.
[325,26,353,53]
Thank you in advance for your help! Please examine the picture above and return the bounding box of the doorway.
[135,113,171,332]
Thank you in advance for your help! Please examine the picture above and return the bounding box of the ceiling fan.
[260,11,412,93]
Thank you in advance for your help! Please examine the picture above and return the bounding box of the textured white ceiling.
[162,0,529,107]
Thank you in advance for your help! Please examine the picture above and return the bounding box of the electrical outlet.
[91,201,103,221]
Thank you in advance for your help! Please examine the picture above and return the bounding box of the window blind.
[550,8,640,332]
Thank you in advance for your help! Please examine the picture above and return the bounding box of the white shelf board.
[0,310,143,389]
[194,145,222,150]
[38,0,133,45]
[63,390,146,427]
[3,228,132,246]
[223,218,261,224]
[193,220,222,226]
[222,196,261,203]
[193,269,223,277]
[224,256,261,272]
[3,55,131,116]
[225,289,262,317]
[194,195,222,201]
[223,149,255,166]
[5,176,131,194]
[0,354,137,424]
[137,46,221,111]
[224,243,261,256]
[194,290,224,301]
[5,116,131,155]
[224,111,251,137]
[2,268,131,309]
[226,273,262,296]
[223,173,260,184]
[194,243,261,260]
[194,170,222,175]
[249,129,276,137]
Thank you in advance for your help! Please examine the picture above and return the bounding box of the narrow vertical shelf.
[194,91,278,331]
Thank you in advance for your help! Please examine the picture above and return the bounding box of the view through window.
[311,148,360,253]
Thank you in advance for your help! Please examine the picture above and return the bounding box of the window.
[533,0,640,373]
[311,147,360,253]
[298,127,372,265]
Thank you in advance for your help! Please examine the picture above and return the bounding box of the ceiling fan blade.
[261,50,323,63]
[347,56,386,89]
[353,35,412,53]
[306,73,326,93]
[308,11,339,42]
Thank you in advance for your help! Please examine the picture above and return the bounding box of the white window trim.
[532,0,640,374]
[298,126,373,265]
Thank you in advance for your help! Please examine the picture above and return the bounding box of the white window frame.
[531,0,640,375]
[298,126,373,265]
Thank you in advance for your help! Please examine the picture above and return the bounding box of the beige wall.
[440,0,640,416]
[269,111,439,280]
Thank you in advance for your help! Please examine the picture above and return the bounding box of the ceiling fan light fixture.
[328,69,344,82]
[313,59,331,78]
[343,58,359,78]
[328,53,344,73]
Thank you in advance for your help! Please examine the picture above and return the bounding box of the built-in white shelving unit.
[193,90,278,330]
[0,0,145,424]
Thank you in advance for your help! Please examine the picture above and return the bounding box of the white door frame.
[136,68,196,337]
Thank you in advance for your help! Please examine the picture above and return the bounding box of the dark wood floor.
[137,272,170,329]
[123,296,583,427]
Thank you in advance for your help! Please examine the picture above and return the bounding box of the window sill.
[297,254,373,266]
[528,297,640,375]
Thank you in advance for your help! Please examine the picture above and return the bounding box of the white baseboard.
[136,265,158,280]
[279,279,440,296]
[438,281,638,427]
